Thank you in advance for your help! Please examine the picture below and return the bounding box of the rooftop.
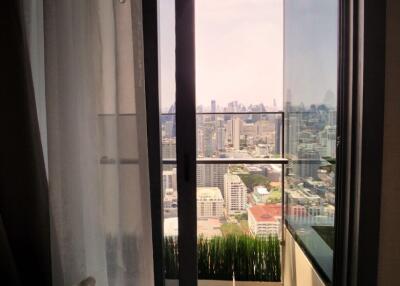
[197,187,223,201]
[254,186,269,195]
[249,204,281,222]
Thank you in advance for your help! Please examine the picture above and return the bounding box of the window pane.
[196,113,283,160]
[195,0,283,110]
[284,0,338,281]
[196,163,282,281]
[159,0,178,283]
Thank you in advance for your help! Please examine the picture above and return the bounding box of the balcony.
[159,110,334,286]
[161,112,286,285]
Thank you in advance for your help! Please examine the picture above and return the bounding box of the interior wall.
[283,228,325,286]
[377,0,400,285]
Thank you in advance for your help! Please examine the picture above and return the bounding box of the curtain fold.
[0,1,51,286]
[43,0,154,285]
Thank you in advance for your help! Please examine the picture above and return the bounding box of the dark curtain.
[0,1,51,286]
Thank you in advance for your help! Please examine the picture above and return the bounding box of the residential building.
[197,164,228,196]
[197,187,224,218]
[248,204,282,238]
[224,173,247,215]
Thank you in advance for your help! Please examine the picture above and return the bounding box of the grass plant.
[164,234,281,281]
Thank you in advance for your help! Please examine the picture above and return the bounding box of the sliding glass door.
[284,0,338,283]
[157,0,342,285]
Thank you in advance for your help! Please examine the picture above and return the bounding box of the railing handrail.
[162,157,288,165]
[161,111,284,116]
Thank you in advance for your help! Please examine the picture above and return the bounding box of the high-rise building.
[231,117,241,150]
[287,113,301,155]
[164,120,174,138]
[162,168,177,195]
[275,117,282,154]
[203,127,215,157]
[224,173,247,215]
[197,129,205,156]
[216,127,226,151]
[325,126,336,158]
[197,187,224,218]
[197,164,228,195]
[162,138,176,159]
[211,100,216,121]
[297,145,321,179]
[328,110,337,126]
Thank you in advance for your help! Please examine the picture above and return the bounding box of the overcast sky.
[159,0,283,111]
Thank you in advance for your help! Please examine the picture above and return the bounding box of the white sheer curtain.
[42,0,154,285]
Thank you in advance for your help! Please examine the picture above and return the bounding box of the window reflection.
[284,0,338,281]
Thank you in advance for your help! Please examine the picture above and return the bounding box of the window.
[158,0,340,284]
[284,0,338,282]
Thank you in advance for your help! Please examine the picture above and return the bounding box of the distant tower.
[297,146,320,179]
[231,117,241,150]
[216,127,226,152]
[211,100,216,121]
[275,117,282,154]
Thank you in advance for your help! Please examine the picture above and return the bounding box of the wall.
[283,228,325,286]
[378,0,400,284]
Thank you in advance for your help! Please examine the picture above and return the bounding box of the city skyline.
[159,0,283,111]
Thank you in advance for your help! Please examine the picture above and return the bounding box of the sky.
[159,0,283,111]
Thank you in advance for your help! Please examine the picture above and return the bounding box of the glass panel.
[163,164,178,280]
[284,0,338,281]
[161,114,176,160]
[196,164,282,282]
[195,0,284,282]
[195,0,283,111]
[196,113,283,159]
[159,0,176,113]
[159,0,178,283]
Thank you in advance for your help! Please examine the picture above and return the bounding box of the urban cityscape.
[160,99,336,243]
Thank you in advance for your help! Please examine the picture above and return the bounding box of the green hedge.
[164,234,281,281]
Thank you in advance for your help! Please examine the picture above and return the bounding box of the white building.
[230,117,241,150]
[162,168,177,194]
[197,187,224,218]
[224,173,247,215]
[253,186,270,204]
[248,204,282,238]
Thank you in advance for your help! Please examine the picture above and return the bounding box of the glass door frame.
[142,0,388,285]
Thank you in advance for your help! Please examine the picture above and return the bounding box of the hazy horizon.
[159,0,284,112]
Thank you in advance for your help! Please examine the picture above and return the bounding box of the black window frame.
[141,0,387,285]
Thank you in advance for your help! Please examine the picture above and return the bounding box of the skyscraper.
[203,126,215,157]
[231,117,241,150]
[197,164,228,195]
[287,113,300,156]
[211,100,216,121]
[275,116,282,154]
[224,173,247,215]
[216,127,226,151]
[297,146,320,179]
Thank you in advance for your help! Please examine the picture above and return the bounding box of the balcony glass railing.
[161,112,286,283]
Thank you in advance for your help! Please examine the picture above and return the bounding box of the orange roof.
[287,205,308,217]
[249,204,281,222]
